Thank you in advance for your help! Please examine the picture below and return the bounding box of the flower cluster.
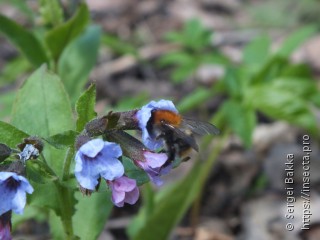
[0,99,214,225]
[75,100,183,207]
[74,138,140,207]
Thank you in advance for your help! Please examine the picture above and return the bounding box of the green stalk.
[62,146,75,181]
[54,182,75,239]
[59,146,76,238]
[41,149,76,239]
[190,130,229,231]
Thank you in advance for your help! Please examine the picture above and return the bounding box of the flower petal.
[124,187,139,205]
[146,172,163,186]
[79,138,104,158]
[0,173,33,215]
[17,177,34,194]
[74,140,124,189]
[143,135,163,151]
[100,142,122,159]
[112,176,136,192]
[147,99,178,113]
[0,172,14,181]
[99,157,124,181]
[136,100,178,150]
[0,184,15,215]
[143,151,167,168]
[74,155,101,190]
[111,189,125,207]
[11,188,27,214]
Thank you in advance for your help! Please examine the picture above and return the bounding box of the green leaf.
[26,160,58,184]
[0,121,29,148]
[172,64,196,83]
[0,91,16,120]
[73,191,113,240]
[115,92,149,111]
[270,77,317,99]
[224,68,243,98]
[243,36,270,66]
[48,209,66,240]
[280,63,311,78]
[29,182,61,214]
[246,85,317,133]
[75,84,97,132]
[12,206,46,230]
[310,93,320,108]
[45,3,89,61]
[44,130,78,149]
[101,34,138,56]
[277,26,316,57]
[0,14,49,67]
[122,156,149,186]
[129,163,203,240]
[127,184,155,237]
[158,52,194,67]
[39,0,63,27]
[0,56,31,87]
[177,87,212,113]
[30,181,77,235]
[221,100,256,147]
[11,65,74,137]
[58,25,101,103]
[183,19,211,50]
[250,56,288,84]
[11,65,74,176]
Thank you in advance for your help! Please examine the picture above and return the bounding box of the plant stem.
[62,146,75,181]
[60,146,76,238]
[190,130,229,232]
[55,182,75,239]
[39,153,57,177]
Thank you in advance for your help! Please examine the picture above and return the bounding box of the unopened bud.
[0,144,12,163]
[75,134,92,150]
[85,117,108,137]
[17,137,44,161]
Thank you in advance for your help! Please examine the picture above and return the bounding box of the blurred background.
[1,0,320,239]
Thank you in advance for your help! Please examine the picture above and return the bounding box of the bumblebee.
[146,109,220,165]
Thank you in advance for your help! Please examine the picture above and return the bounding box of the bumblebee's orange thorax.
[153,110,182,126]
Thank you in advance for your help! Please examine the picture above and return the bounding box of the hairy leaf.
[75,84,97,132]
[58,25,101,102]
[45,3,89,61]
[73,191,113,240]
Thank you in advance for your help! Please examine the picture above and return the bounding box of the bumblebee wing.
[162,123,199,151]
[182,118,220,135]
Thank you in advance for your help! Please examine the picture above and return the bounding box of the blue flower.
[136,99,178,150]
[0,172,34,215]
[75,139,124,190]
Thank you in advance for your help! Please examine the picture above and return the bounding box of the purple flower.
[0,211,12,240]
[108,176,139,207]
[0,172,34,215]
[135,151,169,186]
[136,99,178,150]
[75,139,124,190]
